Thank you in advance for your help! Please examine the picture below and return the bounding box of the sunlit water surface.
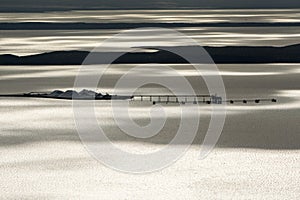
[1,9,300,55]
[0,63,300,198]
[1,9,300,198]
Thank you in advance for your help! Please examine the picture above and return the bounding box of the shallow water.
[2,9,300,23]
[1,26,300,56]
[1,8,300,198]
[1,9,300,55]
[1,63,300,149]
[0,63,300,198]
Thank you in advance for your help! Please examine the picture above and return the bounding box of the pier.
[0,91,277,105]
[132,94,277,105]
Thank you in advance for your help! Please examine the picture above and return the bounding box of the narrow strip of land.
[1,22,300,30]
[1,44,300,65]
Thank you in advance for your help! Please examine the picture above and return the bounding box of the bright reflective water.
[1,9,300,198]
[1,9,300,55]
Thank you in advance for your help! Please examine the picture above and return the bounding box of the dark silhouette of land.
[1,0,300,12]
[1,44,300,65]
[1,22,300,30]
[0,90,133,100]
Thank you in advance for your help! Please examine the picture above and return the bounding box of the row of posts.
[135,95,276,105]
[137,95,218,105]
